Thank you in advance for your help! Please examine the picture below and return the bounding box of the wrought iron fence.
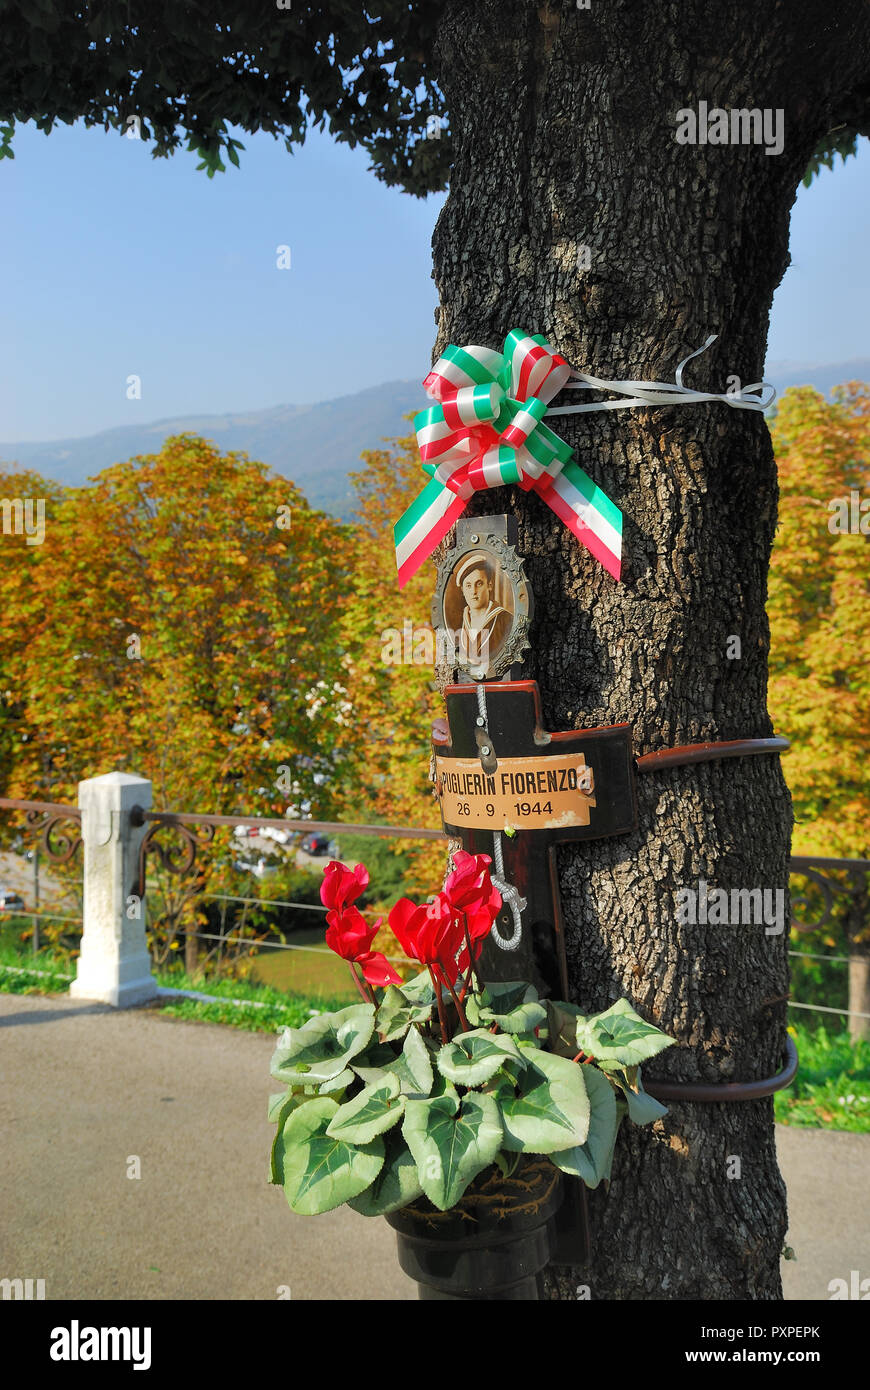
[1,797,867,1018]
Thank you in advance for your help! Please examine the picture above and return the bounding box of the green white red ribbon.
[394,330,774,589]
[395,330,622,588]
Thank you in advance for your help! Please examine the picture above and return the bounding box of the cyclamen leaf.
[402,1088,503,1211]
[500,1046,591,1154]
[353,1026,434,1098]
[376,983,434,1043]
[347,1131,425,1217]
[437,1029,521,1086]
[270,1004,375,1083]
[479,999,547,1034]
[548,1065,619,1187]
[602,1066,669,1125]
[325,1073,406,1145]
[399,970,438,1006]
[268,1091,309,1184]
[546,999,587,1058]
[574,999,675,1067]
[279,1099,385,1216]
[394,1025,434,1096]
[318,1068,355,1097]
[467,981,537,1027]
[267,1091,299,1123]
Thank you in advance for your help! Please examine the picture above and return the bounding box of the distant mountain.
[2,361,867,517]
[764,358,870,399]
[0,379,424,520]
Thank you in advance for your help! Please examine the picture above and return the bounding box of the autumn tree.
[339,431,444,899]
[1,437,354,969]
[0,467,67,800]
[6,0,870,1300]
[768,384,870,1036]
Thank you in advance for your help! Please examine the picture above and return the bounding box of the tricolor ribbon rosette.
[394,329,623,588]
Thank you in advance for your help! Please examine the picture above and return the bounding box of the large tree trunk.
[431,0,870,1299]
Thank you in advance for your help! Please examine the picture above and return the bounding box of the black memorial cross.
[434,680,637,999]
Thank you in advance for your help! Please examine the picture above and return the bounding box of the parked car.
[232,855,278,879]
[261,826,293,846]
[300,833,331,856]
[0,889,26,912]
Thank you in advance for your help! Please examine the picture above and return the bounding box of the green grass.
[151,966,355,1033]
[774,1024,870,1132]
[0,930,354,1032]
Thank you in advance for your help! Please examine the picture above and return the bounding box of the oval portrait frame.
[431,530,533,681]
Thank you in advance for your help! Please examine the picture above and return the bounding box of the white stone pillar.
[70,772,157,1008]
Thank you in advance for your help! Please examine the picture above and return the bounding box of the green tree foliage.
[2,2,862,190]
[0,0,449,194]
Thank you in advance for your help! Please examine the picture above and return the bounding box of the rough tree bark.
[430,0,870,1299]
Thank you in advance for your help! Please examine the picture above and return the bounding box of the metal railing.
[1,796,867,1017]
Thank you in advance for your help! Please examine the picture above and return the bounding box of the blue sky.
[0,120,867,443]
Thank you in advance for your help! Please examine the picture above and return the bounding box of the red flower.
[320,861,369,912]
[325,905,377,957]
[353,952,403,988]
[444,851,496,911]
[325,904,401,988]
[445,853,502,973]
[388,893,466,974]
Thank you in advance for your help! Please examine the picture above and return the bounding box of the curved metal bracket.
[645,1035,799,1103]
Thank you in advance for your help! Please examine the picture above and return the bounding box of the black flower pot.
[386,1157,564,1300]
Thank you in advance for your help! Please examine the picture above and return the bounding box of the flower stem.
[439,966,470,1033]
[348,963,372,1005]
[463,923,482,994]
[429,966,449,1043]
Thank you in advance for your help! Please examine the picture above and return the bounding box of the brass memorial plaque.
[435,751,596,831]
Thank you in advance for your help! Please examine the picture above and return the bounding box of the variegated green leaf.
[437,1029,521,1086]
[474,981,546,1034]
[376,983,434,1043]
[574,999,674,1068]
[353,1025,434,1098]
[279,1098,384,1215]
[402,1087,502,1211]
[602,1064,669,1124]
[318,1068,355,1097]
[548,1065,619,1187]
[268,1090,309,1184]
[270,1004,375,1083]
[346,1131,425,1217]
[500,1046,590,1153]
[325,1072,406,1144]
